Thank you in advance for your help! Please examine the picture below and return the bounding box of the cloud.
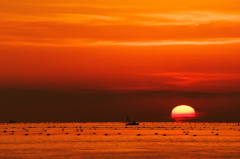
[141,72,240,86]
[1,37,240,47]
[2,10,240,27]
[138,11,240,26]
[0,13,121,25]
[89,39,240,46]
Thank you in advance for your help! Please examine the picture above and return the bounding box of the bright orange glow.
[171,105,196,121]
[0,0,240,92]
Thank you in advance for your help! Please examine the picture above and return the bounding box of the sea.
[0,122,239,159]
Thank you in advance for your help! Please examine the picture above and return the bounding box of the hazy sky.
[1,0,240,122]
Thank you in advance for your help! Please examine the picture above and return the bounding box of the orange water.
[0,122,239,159]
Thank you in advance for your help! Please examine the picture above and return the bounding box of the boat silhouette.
[125,117,139,125]
[126,121,139,125]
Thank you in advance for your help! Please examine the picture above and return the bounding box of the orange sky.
[1,1,240,122]
[1,0,240,92]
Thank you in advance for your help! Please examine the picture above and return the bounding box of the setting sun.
[171,105,196,121]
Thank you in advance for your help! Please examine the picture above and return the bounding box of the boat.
[125,117,139,125]
[126,121,139,125]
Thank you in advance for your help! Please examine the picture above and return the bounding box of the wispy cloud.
[89,39,240,46]
[142,72,240,86]
[2,11,240,26]
[1,37,240,47]
[139,11,240,23]
[0,13,122,25]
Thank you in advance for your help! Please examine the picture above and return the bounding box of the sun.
[171,105,196,121]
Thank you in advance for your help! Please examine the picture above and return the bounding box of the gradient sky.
[1,0,240,122]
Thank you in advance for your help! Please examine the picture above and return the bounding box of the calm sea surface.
[0,122,239,159]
